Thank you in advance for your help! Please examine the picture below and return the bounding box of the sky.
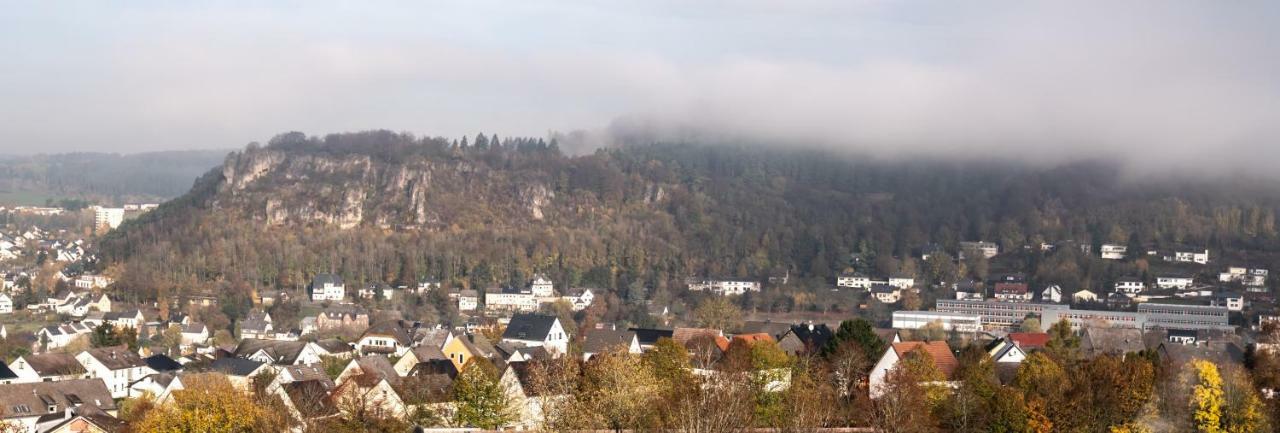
[1,1,1278,171]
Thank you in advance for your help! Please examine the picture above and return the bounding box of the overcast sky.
[1,1,1277,170]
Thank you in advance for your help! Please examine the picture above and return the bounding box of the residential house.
[1040,285,1063,303]
[529,274,555,298]
[869,341,959,398]
[1073,289,1100,303]
[10,352,89,383]
[36,323,92,351]
[0,363,16,385]
[1115,277,1145,295]
[993,282,1031,302]
[953,279,985,301]
[499,361,570,430]
[207,358,271,391]
[502,313,570,356]
[870,284,901,304]
[776,323,834,356]
[837,274,873,289]
[233,339,325,366]
[686,278,761,296]
[313,339,355,360]
[180,322,209,346]
[1167,329,1198,345]
[1100,244,1128,260]
[959,241,999,259]
[354,320,420,357]
[457,289,479,312]
[72,275,112,290]
[75,346,155,398]
[416,278,442,294]
[39,409,127,433]
[1081,328,1146,359]
[333,356,407,419]
[484,286,538,313]
[1168,249,1210,265]
[1156,275,1195,290]
[985,337,1028,363]
[0,379,117,433]
[581,328,640,360]
[559,288,594,311]
[629,328,675,352]
[1212,292,1245,312]
[0,294,12,314]
[393,345,448,377]
[239,310,274,340]
[887,276,915,290]
[1007,332,1050,350]
[310,273,346,302]
[314,305,371,333]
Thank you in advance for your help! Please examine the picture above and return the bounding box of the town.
[0,201,1274,432]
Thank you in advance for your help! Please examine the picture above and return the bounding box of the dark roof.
[409,345,447,363]
[502,313,558,341]
[408,359,458,378]
[464,333,497,359]
[20,352,86,377]
[208,357,266,376]
[143,354,183,373]
[41,412,127,433]
[282,381,338,418]
[84,346,147,370]
[581,329,637,354]
[628,327,675,346]
[282,365,333,385]
[1081,328,1146,357]
[361,320,418,347]
[311,273,343,287]
[314,339,353,354]
[233,338,309,364]
[740,321,793,338]
[787,323,834,352]
[0,363,16,380]
[1157,341,1244,367]
[351,355,400,386]
[0,379,117,420]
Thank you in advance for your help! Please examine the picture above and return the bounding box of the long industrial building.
[934,299,1233,332]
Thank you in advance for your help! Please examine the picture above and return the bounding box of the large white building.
[1156,275,1194,290]
[93,207,125,231]
[529,274,555,297]
[485,287,538,313]
[687,278,761,296]
[1100,244,1128,260]
[310,274,345,302]
[837,274,872,289]
[891,311,982,333]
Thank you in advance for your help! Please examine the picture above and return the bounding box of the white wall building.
[891,311,982,333]
[529,275,555,297]
[310,274,345,302]
[1115,278,1145,294]
[1156,276,1195,290]
[93,207,125,231]
[687,278,761,296]
[75,346,155,398]
[837,274,873,289]
[1100,244,1128,260]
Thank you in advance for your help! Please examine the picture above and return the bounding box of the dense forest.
[0,150,229,205]
[96,130,1280,314]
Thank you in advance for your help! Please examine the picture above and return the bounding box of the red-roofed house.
[1008,332,1050,349]
[868,341,958,398]
[993,283,1032,302]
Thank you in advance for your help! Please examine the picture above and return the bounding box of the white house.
[72,275,112,290]
[310,273,346,302]
[1115,278,1145,295]
[180,322,209,346]
[484,287,538,313]
[36,323,92,350]
[354,320,419,357]
[1040,285,1063,303]
[887,277,915,290]
[560,288,595,311]
[871,284,902,304]
[1156,275,1195,290]
[530,274,555,297]
[1220,267,1248,282]
[75,346,155,398]
[10,352,89,383]
[501,313,570,356]
[0,293,12,314]
[868,341,958,399]
[1168,249,1210,265]
[1100,244,1128,260]
[1212,293,1245,312]
[985,337,1027,363]
[959,241,999,259]
[687,278,762,296]
[1073,289,1100,303]
[457,289,479,312]
[837,274,873,289]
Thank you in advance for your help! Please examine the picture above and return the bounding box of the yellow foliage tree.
[1189,360,1224,433]
[136,373,279,433]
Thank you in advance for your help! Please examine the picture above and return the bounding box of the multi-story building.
[959,241,999,259]
[686,278,761,296]
[1137,303,1231,330]
[1156,275,1195,290]
[891,311,982,333]
[1115,277,1145,294]
[484,287,538,313]
[309,274,345,302]
[935,299,1069,329]
[1100,244,1128,260]
[92,207,124,231]
[529,274,555,297]
[836,274,872,289]
[937,299,1235,332]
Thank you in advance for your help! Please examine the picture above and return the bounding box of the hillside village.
[0,202,1278,432]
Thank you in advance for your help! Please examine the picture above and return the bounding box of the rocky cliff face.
[212,147,560,230]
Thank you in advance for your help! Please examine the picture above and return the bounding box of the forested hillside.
[0,150,229,205]
[97,130,1280,306]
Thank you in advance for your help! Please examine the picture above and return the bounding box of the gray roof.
[232,339,309,365]
[312,273,343,287]
[240,310,272,333]
[582,329,637,354]
[143,355,182,373]
[208,357,266,376]
[20,352,86,377]
[314,339,353,354]
[0,379,116,420]
[1081,328,1147,357]
[282,365,332,384]
[361,320,419,347]
[84,346,147,370]
[502,313,559,342]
